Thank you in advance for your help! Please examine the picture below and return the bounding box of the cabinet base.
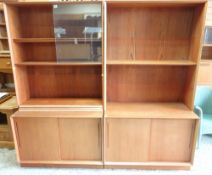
[20,161,103,168]
[104,162,192,170]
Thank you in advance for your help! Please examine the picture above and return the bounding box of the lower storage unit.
[11,110,198,169]
[104,118,198,169]
[11,111,103,168]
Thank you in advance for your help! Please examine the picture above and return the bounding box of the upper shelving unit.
[5,2,103,107]
[106,1,205,110]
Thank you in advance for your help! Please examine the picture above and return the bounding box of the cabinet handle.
[6,61,11,65]
[189,122,196,149]
[15,121,21,148]
[98,121,101,147]
[106,121,109,148]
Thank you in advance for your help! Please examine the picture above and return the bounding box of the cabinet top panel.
[4,0,206,5]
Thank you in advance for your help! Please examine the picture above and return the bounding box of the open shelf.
[106,102,198,119]
[15,61,102,66]
[107,4,201,63]
[0,37,8,40]
[13,38,55,43]
[21,98,102,108]
[0,54,10,58]
[107,65,195,103]
[107,60,196,66]
[203,44,212,47]
[13,38,102,43]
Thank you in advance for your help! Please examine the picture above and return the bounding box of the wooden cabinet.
[13,117,60,161]
[59,118,102,161]
[5,0,206,170]
[11,111,103,167]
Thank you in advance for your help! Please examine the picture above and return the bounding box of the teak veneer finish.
[4,0,207,170]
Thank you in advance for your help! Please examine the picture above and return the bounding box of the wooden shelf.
[0,23,6,26]
[14,110,102,118]
[106,102,198,119]
[203,44,212,47]
[15,61,102,66]
[13,38,55,43]
[13,38,101,43]
[0,37,8,40]
[0,54,10,58]
[107,60,196,66]
[21,98,102,108]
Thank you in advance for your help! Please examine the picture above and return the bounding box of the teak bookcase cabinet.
[4,0,207,170]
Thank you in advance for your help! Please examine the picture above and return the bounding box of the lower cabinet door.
[59,118,102,161]
[14,117,60,161]
[105,118,151,162]
[150,119,195,162]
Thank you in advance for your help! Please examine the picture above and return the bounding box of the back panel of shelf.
[107,65,196,103]
[15,65,102,105]
[107,3,205,63]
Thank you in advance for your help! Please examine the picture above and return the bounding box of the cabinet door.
[105,118,151,162]
[14,117,60,161]
[59,118,102,161]
[150,119,195,162]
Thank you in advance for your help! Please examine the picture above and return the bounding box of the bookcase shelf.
[21,98,102,108]
[15,61,102,66]
[13,38,102,43]
[13,38,55,43]
[106,102,198,119]
[0,22,5,26]
[107,60,196,66]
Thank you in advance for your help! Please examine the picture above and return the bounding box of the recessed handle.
[98,120,101,148]
[106,121,109,148]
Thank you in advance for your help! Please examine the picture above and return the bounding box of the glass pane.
[53,3,102,62]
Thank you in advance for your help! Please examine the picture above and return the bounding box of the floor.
[0,135,212,175]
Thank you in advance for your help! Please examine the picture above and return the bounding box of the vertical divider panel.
[103,1,107,167]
